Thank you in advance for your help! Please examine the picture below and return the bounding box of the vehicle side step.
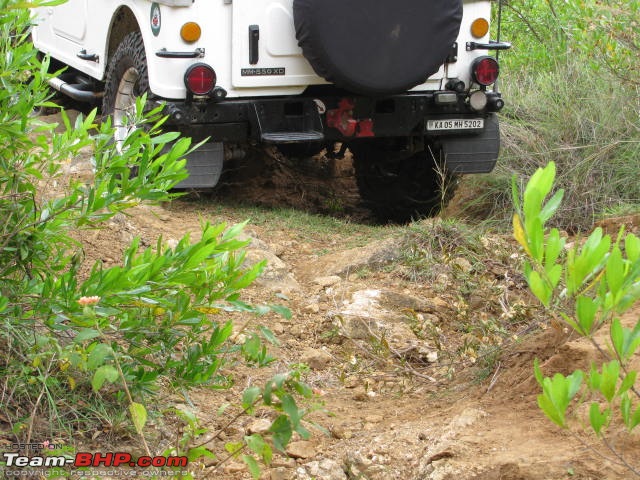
[261,131,324,143]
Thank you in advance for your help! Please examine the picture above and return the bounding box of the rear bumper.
[158,90,503,144]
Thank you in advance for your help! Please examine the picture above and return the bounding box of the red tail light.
[471,56,499,86]
[184,63,216,95]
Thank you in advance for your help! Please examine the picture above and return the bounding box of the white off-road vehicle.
[31,0,509,222]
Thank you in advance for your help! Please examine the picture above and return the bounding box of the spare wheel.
[293,0,463,95]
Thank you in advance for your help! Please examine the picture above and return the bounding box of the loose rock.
[303,238,401,279]
[286,441,315,459]
[245,248,301,293]
[270,466,293,480]
[313,275,342,287]
[247,418,272,435]
[301,347,333,370]
[304,459,347,480]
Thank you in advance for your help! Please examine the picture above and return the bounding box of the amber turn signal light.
[470,18,489,39]
[181,22,201,43]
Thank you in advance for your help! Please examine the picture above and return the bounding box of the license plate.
[426,119,484,131]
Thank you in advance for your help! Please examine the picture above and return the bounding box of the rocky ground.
[24,111,640,479]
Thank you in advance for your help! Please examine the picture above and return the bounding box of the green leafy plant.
[513,162,640,476]
[471,0,640,232]
[0,2,311,478]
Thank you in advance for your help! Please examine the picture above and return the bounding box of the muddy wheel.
[102,31,149,151]
[350,139,457,223]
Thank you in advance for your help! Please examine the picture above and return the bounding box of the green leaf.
[537,369,583,428]
[281,393,302,427]
[621,393,631,429]
[222,220,249,242]
[575,296,599,336]
[87,343,112,370]
[74,328,101,343]
[270,304,292,320]
[611,319,640,361]
[528,217,545,263]
[243,334,262,359]
[587,363,602,392]
[589,403,610,436]
[533,358,544,386]
[537,392,565,427]
[129,402,147,434]
[242,454,260,479]
[547,264,563,289]
[259,325,280,345]
[0,296,8,313]
[599,361,620,403]
[212,403,228,418]
[611,318,624,358]
[245,434,272,465]
[269,415,293,452]
[625,234,640,262]
[528,270,552,307]
[186,446,216,463]
[150,131,180,144]
[631,406,640,431]
[91,365,118,392]
[532,162,556,202]
[242,386,261,412]
[546,228,565,269]
[540,188,564,223]
[605,246,624,296]
[225,441,243,456]
[618,371,637,397]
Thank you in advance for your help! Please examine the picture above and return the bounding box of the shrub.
[513,162,640,476]
[0,2,310,477]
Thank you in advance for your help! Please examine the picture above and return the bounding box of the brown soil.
[17,114,640,479]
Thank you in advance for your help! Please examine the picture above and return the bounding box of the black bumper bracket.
[466,41,512,51]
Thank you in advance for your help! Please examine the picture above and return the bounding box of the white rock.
[304,459,347,480]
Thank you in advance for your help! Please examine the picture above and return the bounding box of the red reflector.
[184,64,216,95]
[472,56,499,86]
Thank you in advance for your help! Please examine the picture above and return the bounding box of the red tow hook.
[326,98,374,138]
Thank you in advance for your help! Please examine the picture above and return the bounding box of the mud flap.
[438,113,500,174]
[177,141,224,189]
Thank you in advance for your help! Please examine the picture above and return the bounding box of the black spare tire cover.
[294,0,463,96]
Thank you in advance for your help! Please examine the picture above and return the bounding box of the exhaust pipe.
[48,77,103,103]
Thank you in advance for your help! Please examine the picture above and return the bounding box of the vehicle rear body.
[31,0,509,220]
[33,0,496,98]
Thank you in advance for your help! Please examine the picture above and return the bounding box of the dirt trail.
[63,150,640,480]
[35,111,640,479]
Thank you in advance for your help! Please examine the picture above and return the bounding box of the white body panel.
[31,0,492,100]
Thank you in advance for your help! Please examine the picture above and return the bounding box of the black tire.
[293,0,462,95]
[350,139,457,223]
[102,31,149,149]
